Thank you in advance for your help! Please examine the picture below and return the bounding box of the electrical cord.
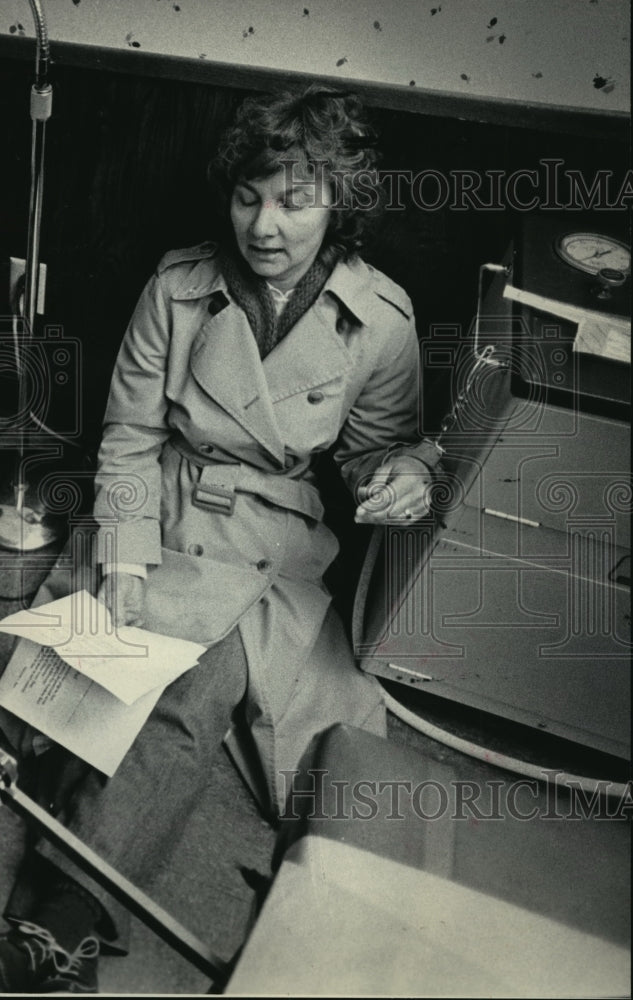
[381,685,629,801]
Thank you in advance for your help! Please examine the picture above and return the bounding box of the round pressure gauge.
[555,232,631,276]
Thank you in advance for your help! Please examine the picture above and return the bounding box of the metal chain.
[430,260,511,456]
[433,344,497,453]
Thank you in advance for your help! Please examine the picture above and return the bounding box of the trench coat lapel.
[185,255,374,456]
[263,300,354,402]
[190,302,286,464]
[263,258,374,403]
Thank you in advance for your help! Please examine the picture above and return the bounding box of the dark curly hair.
[209,85,383,262]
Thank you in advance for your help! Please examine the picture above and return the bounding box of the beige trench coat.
[92,242,440,812]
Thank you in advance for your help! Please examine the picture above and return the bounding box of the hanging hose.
[381,686,629,802]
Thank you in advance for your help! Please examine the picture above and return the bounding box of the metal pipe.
[22,0,51,343]
[473,261,510,361]
[28,0,50,87]
[13,1,53,519]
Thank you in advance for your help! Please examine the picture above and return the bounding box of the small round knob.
[599,267,627,287]
[596,267,628,299]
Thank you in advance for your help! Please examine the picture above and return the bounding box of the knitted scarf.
[218,244,333,359]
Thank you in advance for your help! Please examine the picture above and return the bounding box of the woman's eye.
[235,190,258,207]
[280,196,306,211]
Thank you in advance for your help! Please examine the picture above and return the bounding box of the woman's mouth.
[249,245,284,258]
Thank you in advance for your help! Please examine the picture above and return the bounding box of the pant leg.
[7,627,248,948]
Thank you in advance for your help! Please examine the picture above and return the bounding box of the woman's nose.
[250,200,279,238]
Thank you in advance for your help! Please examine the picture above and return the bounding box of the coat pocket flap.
[144,548,269,646]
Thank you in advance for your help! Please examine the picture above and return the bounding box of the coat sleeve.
[93,271,172,567]
[333,313,442,499]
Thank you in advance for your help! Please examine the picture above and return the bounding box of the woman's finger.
[390,476,433,517]
[99,574,130,628]
[122,576,146,629]
[356,464,394,504]
[356,474,432,523]
[125,614,145,628]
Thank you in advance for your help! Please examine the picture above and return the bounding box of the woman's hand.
[354,455,434,525]
[97,572,146,628]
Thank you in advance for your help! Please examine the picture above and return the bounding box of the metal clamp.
[192,481,236,515]
[473,261,512,362]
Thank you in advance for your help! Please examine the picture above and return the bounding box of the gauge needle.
[581,249,612,260]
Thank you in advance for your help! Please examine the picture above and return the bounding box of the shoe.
[0,920,99,993]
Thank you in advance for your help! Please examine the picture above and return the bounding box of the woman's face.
[230,167,332,291]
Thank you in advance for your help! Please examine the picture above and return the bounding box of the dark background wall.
[1,56,629,450]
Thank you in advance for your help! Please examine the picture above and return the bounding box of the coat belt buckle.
[192,482,236,515]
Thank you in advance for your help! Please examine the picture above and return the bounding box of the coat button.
[208,290,229,316]
[307,390,324,404]
[199,444,214,455]
[256,559,271,572]
[188,543,204,556]
[336,315,348,334]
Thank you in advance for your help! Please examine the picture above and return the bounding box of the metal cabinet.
[356,215,631,760]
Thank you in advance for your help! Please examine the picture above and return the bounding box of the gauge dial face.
[555,233,631,276]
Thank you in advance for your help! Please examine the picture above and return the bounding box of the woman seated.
[0,85,439,994]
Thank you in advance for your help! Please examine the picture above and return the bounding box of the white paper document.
[503,282,631,337]
[0,639,164,776]
[574,316,631,363]
[0,591,208,775]
[0,591,206,704]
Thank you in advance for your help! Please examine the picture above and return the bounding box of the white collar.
[266,282,295,305]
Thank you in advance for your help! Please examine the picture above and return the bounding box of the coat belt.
[169,436,325,522]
